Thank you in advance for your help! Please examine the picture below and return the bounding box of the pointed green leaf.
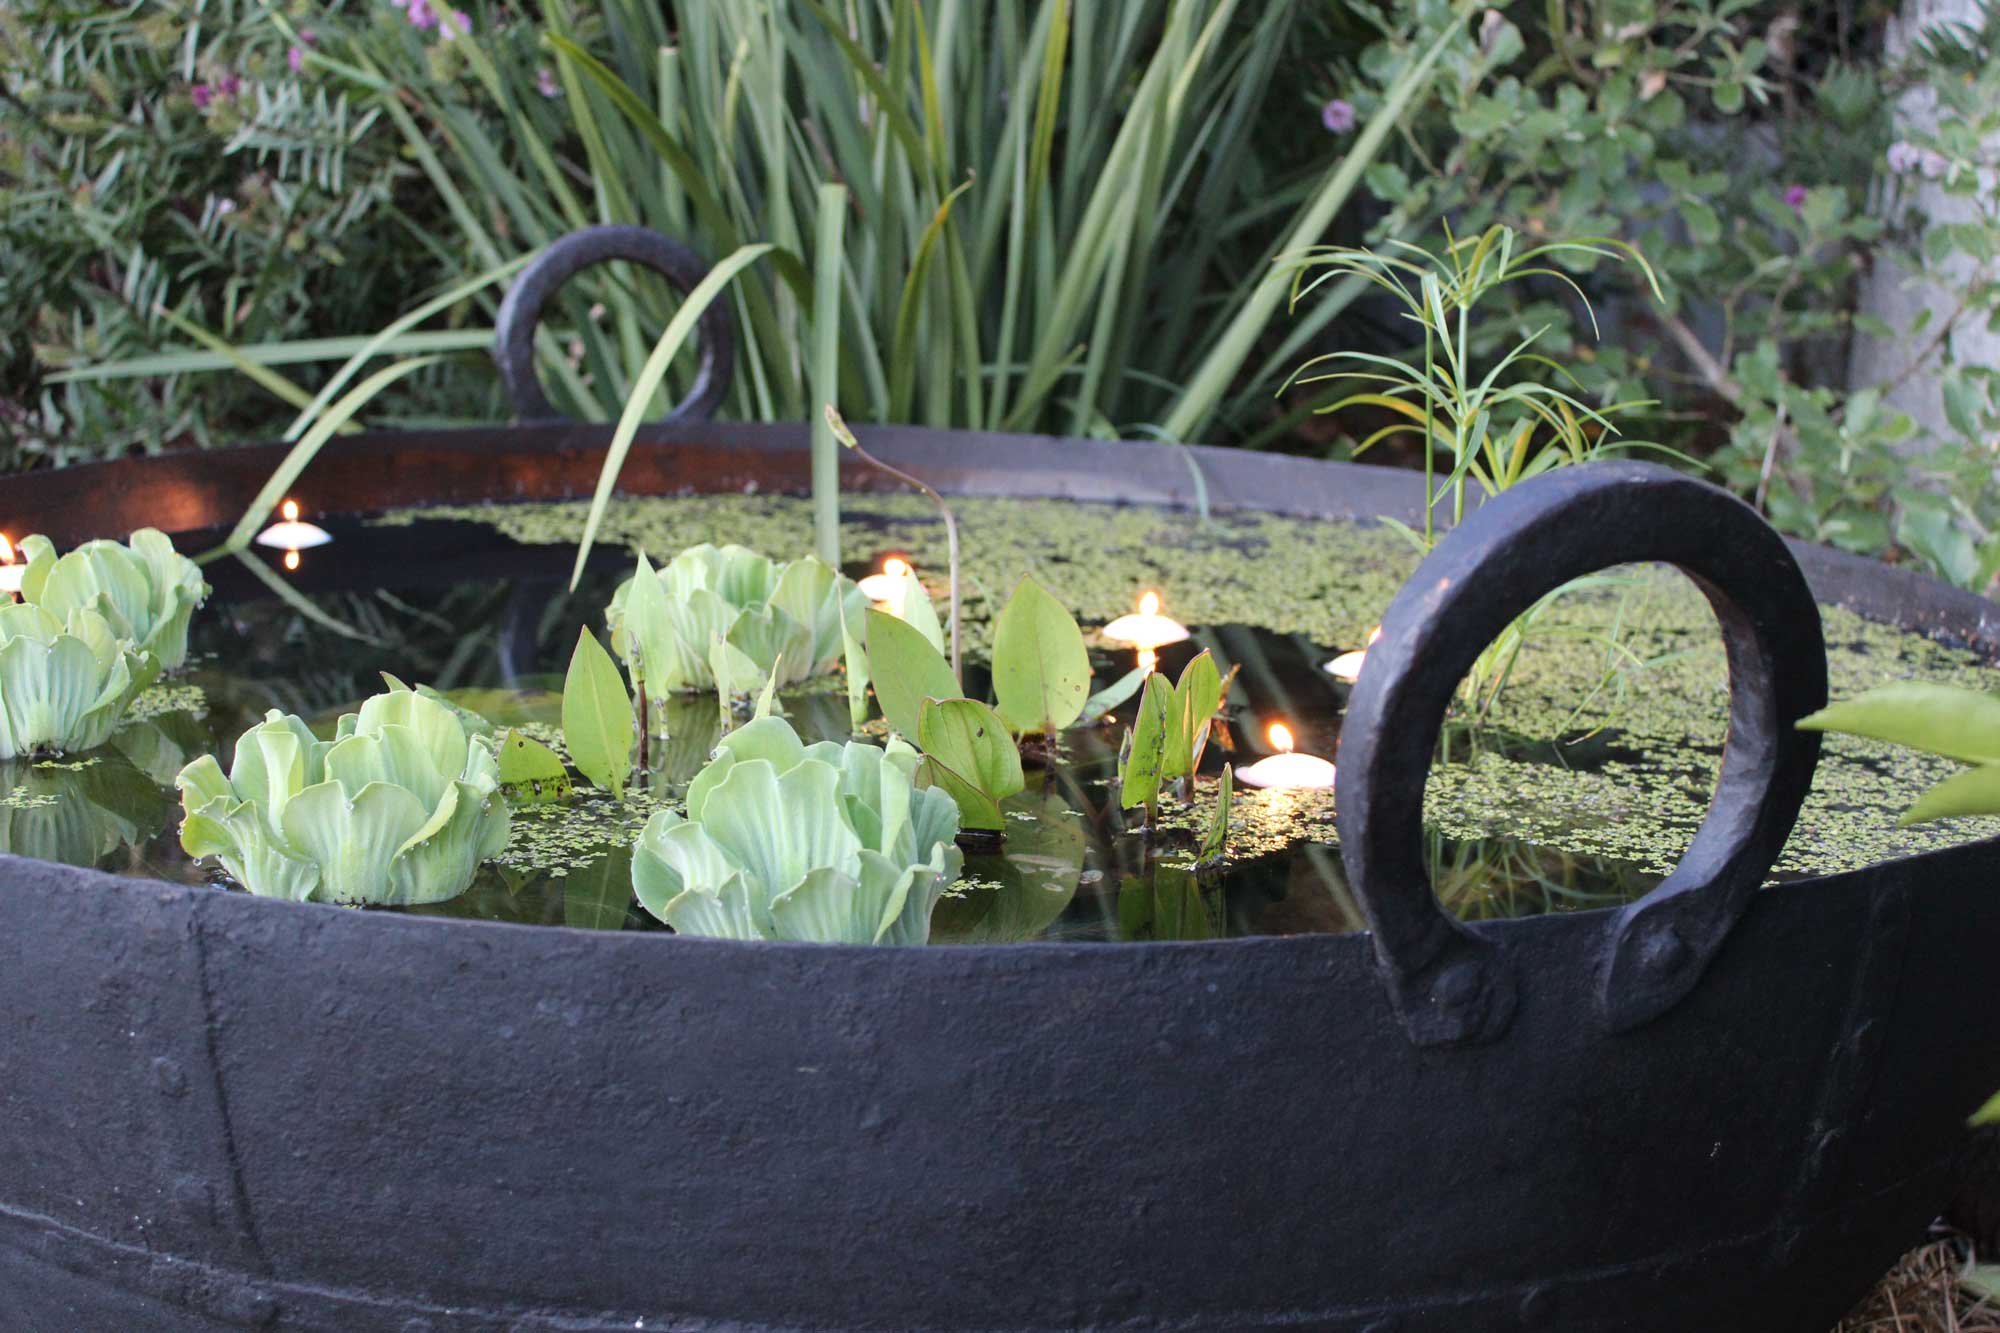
[991,575,1091,735]
[563,628,633,798]
[919,697,1024,822]
[1081,666,1147,724]
[1798,682,2000,765]
[1164,650,1223,782]
[1118,672,1174,811]
[918,755,1004,831]
[497,729,572,805]
[1199,763,1233,865]
[866,607,960,740]
[1901,763,2000,826]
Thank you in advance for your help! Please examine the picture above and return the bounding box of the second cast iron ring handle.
[493,224,737,424]
[1334,461,1827,1048]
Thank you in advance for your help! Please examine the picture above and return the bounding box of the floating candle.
[1101,590,1190,650]
[0,535,21,597]
[857,555,914,603]
[1234,721,1335,791]
[1324,624,1383,683]
[255,499,333,552]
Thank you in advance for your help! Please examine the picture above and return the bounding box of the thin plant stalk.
[823,405,961,684]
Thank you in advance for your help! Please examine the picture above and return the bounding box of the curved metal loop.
[1335,462,1827,1048]
[492,225,736,424]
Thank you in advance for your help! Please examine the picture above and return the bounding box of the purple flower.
[537,66,560,99]
[1920,149,1949,180]
[288,45,305,73]
[191,83,214,110]
[406,0,439,31]
[1321,98,1356,134]
[452,10,471,33]
[216,72,242,98]
[1886,141,1921,174]
[1783,184,1807,212]
[299,28,317,45]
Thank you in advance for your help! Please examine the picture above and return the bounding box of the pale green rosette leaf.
[606,543,867,695]
[21,529,209,670]
[632,715,963,944]
[0,602,159,758]
[174,681,510,905]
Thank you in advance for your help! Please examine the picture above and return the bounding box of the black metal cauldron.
[2,232,1997,1332]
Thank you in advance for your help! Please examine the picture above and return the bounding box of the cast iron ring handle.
[1334,462,1827,1048]
[493,224,736,423]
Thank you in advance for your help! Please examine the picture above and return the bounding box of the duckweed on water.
[366,494,2000,894]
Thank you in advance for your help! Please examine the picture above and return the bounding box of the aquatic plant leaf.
[562,627,633,798]
[1199,764,1233,865]
[280,779,430,906]
[866,607,960,740]
[839,595,871,729]
[918,754,1005,832]
[1163,649,1223,783]
[1972,1088,2000,1129]
[633,715,962,944]
[22,529,209,671]
[497,730,572,805]
[1080,666,1147,724]
[0,604,157,758]
[1118,672,1174,812]
[887,573,946,654]
[919,697,1024,818]
[1798,682,2000,765]
[991,575,1090,735]
[1901,763,2000,826]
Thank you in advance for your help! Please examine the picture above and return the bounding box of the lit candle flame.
[884,556,910,578]
[0,534,14,565]
[1235,718,1334,790]
[1367,624,1382,647]
[1268,721,1295,754]
[0,534,17,597]
[1139,590,1161,617]
[283,550,300,572]
[281,499,300,523]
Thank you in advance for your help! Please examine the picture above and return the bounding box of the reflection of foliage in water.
[0,751,167,867]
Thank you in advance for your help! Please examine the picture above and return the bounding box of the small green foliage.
[990,575,1091,735]
[563,627,634,799]
[918,697,1023,832]
[175,683,510,906]
[496,729,572,806]
[1081,666,1147,724]
[605,544,864,696]
[865,607,960,740]
[21,529,209,672]
[1199,764,1233,866]
[0,602,160,758]
[1118,671,1175,821]
[632,715,962,944]
[1162,650,1226,786]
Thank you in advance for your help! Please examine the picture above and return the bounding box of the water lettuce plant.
[21,529,209,671]
[176,683,510,905]
[633,715,962,944]
[0,602,160,758]
[606,544,865,697]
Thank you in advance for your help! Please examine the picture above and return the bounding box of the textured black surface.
[492,224,736,423]
[1336,464,1828,1046]
[0,439,1995,1329]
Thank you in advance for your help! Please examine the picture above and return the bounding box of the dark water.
[21,513,1666,942]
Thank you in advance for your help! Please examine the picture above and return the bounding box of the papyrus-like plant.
[606,544,865,696]
[22,529,210,671]
[176,683,510,905]
[633,716,962,944]
[0,602,159,758]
